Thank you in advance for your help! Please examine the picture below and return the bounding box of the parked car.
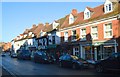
[1,52,6,57]
[59,54,89,69]
[17,50,31,60]
[33,51,56,64]
[11,53,17,58]
[95,52,120,73]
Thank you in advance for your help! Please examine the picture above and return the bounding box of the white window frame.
[64,31,68,42]
[104,3,113,13]
[104,23,113,38]
[71,30,77,41]
[80,28,86,41]
[91,26,98,40]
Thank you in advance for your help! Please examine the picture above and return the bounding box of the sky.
[1,1,105,42]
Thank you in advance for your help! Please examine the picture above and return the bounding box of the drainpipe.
[94,47,97,61]
[114,39,117,53]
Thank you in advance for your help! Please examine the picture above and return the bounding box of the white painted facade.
[48,31,60,45]
[14,39,27,53]
[84,8,91,20]
[52,21,59,29]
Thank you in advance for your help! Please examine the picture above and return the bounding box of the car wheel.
[72,64,77,69]
[96,65,104,73]
[59,62,62,67]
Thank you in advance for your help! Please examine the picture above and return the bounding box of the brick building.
[59,0,120,61]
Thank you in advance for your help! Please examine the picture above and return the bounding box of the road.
[1,54,116,77]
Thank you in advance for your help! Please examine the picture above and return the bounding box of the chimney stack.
[32,24,36,28]
[71,9,77,16]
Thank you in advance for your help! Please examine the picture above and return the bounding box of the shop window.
[73,47,79,56]
[103,46,114,59]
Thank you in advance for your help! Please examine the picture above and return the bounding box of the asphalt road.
[1,54,118,77]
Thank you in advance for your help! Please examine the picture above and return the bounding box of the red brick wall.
[60,19,120,51]
[86,26,91,41]
[61,32,64,43]
[97,23,104,41]
[68,30,72,42]
[76,28,80,41]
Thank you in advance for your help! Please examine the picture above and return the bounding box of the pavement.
[0,65,13,77]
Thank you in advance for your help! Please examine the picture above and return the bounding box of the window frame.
[104,3,113,13]
[80,28,86,41]
[71,30,77,41]
[91,26,98,40]
[64,31,68,42]
[104,23,113,38]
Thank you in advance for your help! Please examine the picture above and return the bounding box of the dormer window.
[84,8,91,20]
[105,4,112,13]
[29,32,32,36]
[104,0,113,13]
[52,21,59,29]
[86,12,90,18]
[40,32,43,37]
[69,14,74,24]
[24,34,27,38]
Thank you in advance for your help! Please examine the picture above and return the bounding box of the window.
[64,32,68,42]
[40,32,43,36]
[69,14,74,24]
[84,11,90,20]
[105,3,112,13]
[72,30,76,41]
[104,23,112,38]
[81,28,86,40]
[52,36,55,44]
[91,26,98,39]
[109,4,111,11]
[29,32,32,36]
[86,12,90,18]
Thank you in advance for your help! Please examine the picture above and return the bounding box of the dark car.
[59,54,89,69]
[33,51,55,63]
[95,52,120,73]
[17,50,31,60]
[1,52,6,57]
[11,53,17,58]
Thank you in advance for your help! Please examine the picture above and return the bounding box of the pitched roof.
[43,23,53,32]
[86,7,94,12]
[34,23,44,38]
[60,2,120,29]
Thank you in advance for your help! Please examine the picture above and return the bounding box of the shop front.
[80,39,118,61]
